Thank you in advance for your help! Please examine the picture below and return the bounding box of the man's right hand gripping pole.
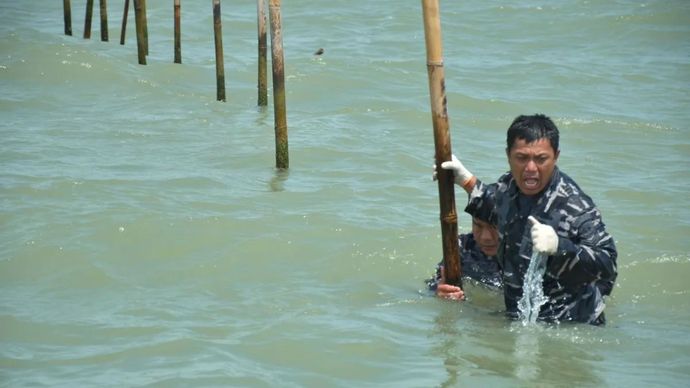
[439,154,476,193]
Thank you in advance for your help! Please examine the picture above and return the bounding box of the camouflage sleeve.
[549,205,618,292]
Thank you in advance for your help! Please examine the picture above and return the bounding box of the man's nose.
[478,228,491,240]
[525,159,538,171]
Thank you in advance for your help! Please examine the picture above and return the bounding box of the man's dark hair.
[506,114,559,153]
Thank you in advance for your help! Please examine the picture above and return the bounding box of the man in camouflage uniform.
[442,114,617,324]
[427,206,503,296]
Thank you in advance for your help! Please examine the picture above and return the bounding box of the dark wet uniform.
[427,233,503,291]
[466,167,617,324]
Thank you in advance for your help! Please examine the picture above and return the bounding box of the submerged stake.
[213,0,226,101]
[421,0,461,285]
[120,0,129,45]
[133,0,146,64]
[63,0,72,36]
[257,0,268,106]
[100,0,109,42]
[141,0,149,55]
[174,0,181,63]
[84,0,94,39]
[269,0,288,169]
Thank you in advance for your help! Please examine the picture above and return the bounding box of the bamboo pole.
[174,0,181,63]
[120,0,129,45]
[421,0,461,286]
[63,0,72,36]
[142,0,149,55]
[213,0,226,101]
[256,0,268,106]
[269,0,288,169]
[133,0,146,64]
[100,0,109,42]
[84,0,94,39]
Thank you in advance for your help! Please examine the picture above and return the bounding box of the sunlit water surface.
[1,1,689,386]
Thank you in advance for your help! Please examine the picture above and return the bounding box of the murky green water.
[2,1,689,386]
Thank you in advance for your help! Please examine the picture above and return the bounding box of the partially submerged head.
[505,114,560,196]
[472,216,498,256]
[468,186,499,256]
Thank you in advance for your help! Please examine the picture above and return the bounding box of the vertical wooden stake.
[421,0,461,286]
[174,0,182,63]
[269,0,288,169]
[100,0,109,42]
[120,0,129,45]
[63,0,72,36]
[133,0,146,64]
[213,0,226,101]
[257,0,268,106]
[142,0,149,55]
[84,0,94,39]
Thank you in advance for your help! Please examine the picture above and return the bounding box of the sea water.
[517,252,549,325]
[2,1,690,386]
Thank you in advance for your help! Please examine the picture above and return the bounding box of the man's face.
[472,218,499,256]
[507,138,559,196]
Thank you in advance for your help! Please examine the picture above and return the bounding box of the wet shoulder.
[551,170,598,214]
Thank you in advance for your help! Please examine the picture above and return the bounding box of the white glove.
[439,154,474,187]
[528,216,558,255]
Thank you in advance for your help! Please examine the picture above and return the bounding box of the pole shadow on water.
[507,323,603,385]
[269,168,289,192]
[431,306,462,387]
[430,305,560,386]
[255,102,270,121]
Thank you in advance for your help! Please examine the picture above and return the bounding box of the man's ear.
[555,149,560,162]
[505,147,510,158]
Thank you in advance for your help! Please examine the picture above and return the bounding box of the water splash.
[517,252,549,325]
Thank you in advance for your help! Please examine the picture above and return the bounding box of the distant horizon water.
[1,1,689,386]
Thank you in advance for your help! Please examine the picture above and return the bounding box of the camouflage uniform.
[427,233,503,291]
[466,167,617,324]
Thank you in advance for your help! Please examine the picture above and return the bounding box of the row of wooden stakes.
[61,0,460,281]
[61,0,290,169]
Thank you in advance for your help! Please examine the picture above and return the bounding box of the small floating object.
[313,47,324,56]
